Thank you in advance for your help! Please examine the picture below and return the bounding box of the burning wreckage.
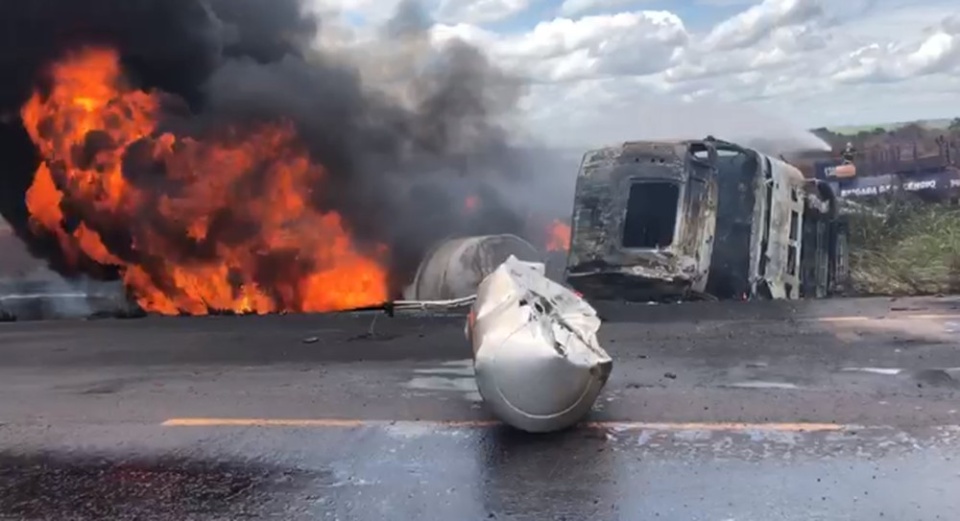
[0,132,850,434]
[0,136,850,433]
[0,0,606,431]
[0,136,850,434]
[0,0,849,433]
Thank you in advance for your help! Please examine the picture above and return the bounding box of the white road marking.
[842,367,903,375]
[725,381,801,390]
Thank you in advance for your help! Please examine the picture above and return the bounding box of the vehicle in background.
[563,137,848,302]
[813,138,960,202]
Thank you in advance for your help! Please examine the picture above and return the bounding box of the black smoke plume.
[0,0,569,302]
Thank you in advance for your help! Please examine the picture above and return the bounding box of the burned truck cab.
[563,140,719,301]
[563,137,847,302]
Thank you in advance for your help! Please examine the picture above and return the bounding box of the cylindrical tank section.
[467,256,612,433]
[404,234,542,301]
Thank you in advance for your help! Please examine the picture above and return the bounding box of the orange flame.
[20,47,389,315]
[546,219,571,252]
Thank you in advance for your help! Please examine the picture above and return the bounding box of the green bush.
[847,198,960,295]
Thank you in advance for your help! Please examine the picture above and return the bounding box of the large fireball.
[21,47,389,315]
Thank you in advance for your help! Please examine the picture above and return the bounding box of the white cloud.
[315,0,960,148]
[701,0,824,51]
[830,15,960,83]
[558,0,649,17]
[434,12,687,81]
[436,0,532,23]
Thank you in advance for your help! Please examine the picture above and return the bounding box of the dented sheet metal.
[467,255,612,433]
[564,140,718,301]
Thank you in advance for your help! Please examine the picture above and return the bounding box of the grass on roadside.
[847,198,960,295]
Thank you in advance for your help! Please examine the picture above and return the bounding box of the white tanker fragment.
[404,234,542,301]
[466,256,612,433]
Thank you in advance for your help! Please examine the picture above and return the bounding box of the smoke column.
[0,0,558,313]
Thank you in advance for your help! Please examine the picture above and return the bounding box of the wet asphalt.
[1,296,960,520]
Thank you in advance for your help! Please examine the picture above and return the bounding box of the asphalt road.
[1,296,960,520]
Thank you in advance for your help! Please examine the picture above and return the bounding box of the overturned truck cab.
[564,137,847,302]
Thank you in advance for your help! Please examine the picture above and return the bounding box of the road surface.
[1,296,959,520]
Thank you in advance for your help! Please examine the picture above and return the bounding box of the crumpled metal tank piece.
[466,255,612,433]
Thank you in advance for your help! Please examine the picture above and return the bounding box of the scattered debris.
[348,313,398,341]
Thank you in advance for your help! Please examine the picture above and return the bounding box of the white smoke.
[0,267,128,320]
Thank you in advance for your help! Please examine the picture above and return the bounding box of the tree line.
[810,118,960,160]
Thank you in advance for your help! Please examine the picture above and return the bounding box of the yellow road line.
[585,421,844,432]
[162,418,845,432]
[816,313,960,322]
[162,418,498,428]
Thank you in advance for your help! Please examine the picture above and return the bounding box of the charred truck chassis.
[564,137,848,302]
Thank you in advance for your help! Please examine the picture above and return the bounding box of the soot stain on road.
[0,451,321,520]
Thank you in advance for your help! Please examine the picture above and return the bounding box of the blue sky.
[501,0,744,31]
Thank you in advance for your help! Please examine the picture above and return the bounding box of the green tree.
[949,117,960,132]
